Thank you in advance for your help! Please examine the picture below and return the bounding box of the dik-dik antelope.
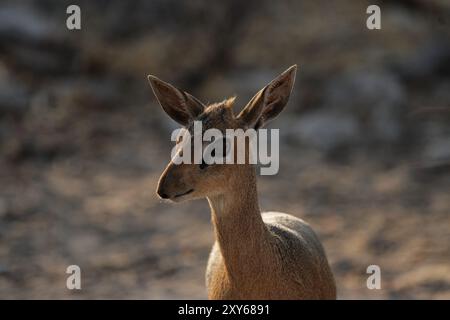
[148,65,336,299]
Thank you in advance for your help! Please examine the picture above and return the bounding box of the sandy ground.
[0,0,449,300]
[0,103,449,299]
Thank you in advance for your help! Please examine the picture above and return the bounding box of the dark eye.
[200,144,217,170]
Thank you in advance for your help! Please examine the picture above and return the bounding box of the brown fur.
[148,66,336,299]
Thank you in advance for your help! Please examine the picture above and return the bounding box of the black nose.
[158,192,169,199]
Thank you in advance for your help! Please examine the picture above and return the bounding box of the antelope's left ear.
[237,65,297,129]
[148,75,205,126]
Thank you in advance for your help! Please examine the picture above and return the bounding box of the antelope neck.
[207,169,271,281]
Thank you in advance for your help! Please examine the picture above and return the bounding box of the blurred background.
[0,0,449,299]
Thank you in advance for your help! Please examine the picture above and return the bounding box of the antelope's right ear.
[148,75,205,126]
[237,65,297,129]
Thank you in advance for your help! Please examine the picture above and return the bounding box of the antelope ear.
[148,75,205,126]
[237,65,297,129]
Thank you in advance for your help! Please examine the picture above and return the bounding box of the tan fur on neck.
[205,166,336,299]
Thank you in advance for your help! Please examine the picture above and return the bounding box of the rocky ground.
[0,0,449,299]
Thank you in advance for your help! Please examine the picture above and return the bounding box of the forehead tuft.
[194,97,236,129]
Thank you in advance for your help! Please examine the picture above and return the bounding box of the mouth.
[174,188,194,198]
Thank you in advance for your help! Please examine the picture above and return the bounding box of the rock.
[285,111,361,152]
[0,5,76,75]
[324,70,406,143]
[395,38,450,80]
[0,5,59,44]
[419,117,450,170]
[0,63,30,115]
[415,81,450,171]
[420,137,450,170]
